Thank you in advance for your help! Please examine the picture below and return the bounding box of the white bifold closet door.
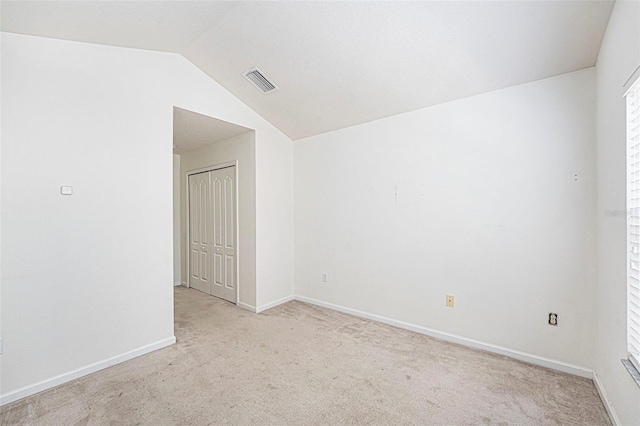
[188,166,236,303]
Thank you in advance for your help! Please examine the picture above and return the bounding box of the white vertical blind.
[627,77,640,369]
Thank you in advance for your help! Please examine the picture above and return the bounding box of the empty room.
[1,0,639,424]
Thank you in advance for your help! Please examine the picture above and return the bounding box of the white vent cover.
[242,67,279,94]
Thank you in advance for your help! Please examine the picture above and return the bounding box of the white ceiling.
[1,1,615,140]
[173,107,251,155]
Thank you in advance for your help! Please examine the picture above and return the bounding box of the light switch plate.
[60,186,73,195]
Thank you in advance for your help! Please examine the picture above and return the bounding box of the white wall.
[173,154,182,286]
[0,33,294,402]
[295,69,597,370]
[0,32,4,392]
[1,33,176,401]
[255,135,296,309]
[595,1,640,424]
[179,131,257,309]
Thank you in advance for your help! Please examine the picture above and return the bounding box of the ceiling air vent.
[242,67,279,94]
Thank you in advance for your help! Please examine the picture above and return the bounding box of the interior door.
[211,166,237,303]
[188,172,210,294]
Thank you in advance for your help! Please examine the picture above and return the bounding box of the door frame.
[185,160,239,305]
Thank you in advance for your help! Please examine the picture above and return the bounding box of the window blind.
[627,77,640,370]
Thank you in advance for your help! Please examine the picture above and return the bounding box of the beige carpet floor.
[1,286,610,425]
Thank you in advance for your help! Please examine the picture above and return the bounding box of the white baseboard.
[257,295,295,313]
[0,336,176,407]
[237,302,257,313]
[174,281,182,287]
[593,371,621,426]
[294,295,594,379]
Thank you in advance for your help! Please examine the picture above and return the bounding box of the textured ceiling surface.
[1,1,615,140]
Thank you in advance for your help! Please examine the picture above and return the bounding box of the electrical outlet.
[446,294,454,308]
[548,312,558,326]
[322,272,328,282]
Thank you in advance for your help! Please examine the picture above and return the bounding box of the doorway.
[173,107,257,310]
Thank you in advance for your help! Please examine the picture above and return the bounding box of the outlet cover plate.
[446,295,454,308]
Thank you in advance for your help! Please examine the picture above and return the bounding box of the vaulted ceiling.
[1,1,615,140]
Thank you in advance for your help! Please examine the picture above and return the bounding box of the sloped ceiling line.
[0,1,615,140]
